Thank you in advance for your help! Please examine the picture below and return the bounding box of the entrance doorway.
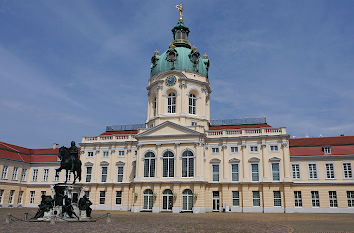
[212,191,220,212]
[162,189,173,211]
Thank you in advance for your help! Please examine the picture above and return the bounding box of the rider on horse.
[69,141,78,171]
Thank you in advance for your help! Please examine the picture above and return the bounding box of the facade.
[1,14,354,213]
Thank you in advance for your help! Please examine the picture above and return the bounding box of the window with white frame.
[118,150,125,157]
[323,146,331,154]
[21,168,27,182]
[347,191,354,207]
[230,146,238,153]
[232,191,240,206]
[12,167,19,180]
[292,164,300,179]
[143,189,154,210]
[212,164,219,182]
[1,165,9,179]
[117,165,124,182]
[329,191,338,207]
[343,163,353,179]
[272,163,280,181]
[270,145,279,152]
[43,169,49,182]
[116,191,122,205]
[144,152,156,177]
[67,172,71,181]
[273,191,281,207]
[54,172,60,182]
[311,191,320,207]
[182,189,193,211]
[101,167,108,182]
[250,145,259,153]
[189,93,196,114]
[308,164,318,179]
[167,92,176,113]
[153,97,157,116]
[0,190,3,204]
[103,151,109,157]
[32,169,38,182]
[162,151,174,177]
[8,190,14,204]
[231,164,239,182]
[99,191,105,204]
[325,163,335,179]
[251,163,259,181]
[17,191,23,204]
[252,191,260,207]
[87,152,94,157]
[294,191,302,207]
[182,150,194,177]
[30,191,35,204]
[86,167,92,182]
[211,147,219,154]
[191,121,197,126]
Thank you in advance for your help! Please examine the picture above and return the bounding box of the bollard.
[24,212,28,221]
[106,213,111,223]
[5,213,11,224]
[50,215,55,225]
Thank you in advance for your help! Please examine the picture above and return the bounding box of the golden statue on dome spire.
[176,4,183,21]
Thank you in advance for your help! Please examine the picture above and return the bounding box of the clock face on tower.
[165,75,177,86]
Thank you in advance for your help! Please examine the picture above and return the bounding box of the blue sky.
[1,0,354,148]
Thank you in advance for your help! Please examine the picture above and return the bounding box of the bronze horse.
[55,146,82,184]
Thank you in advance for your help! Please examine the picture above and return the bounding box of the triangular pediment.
[136,121,202,138]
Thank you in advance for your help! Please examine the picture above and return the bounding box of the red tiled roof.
[100,130,138,135]
[209,124,271,130]
[290,136,354,147]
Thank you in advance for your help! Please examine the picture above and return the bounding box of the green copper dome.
[150,20,210,78]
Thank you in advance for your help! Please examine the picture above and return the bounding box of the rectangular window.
[250,146,258,153]
[118,150,125,157]
[43,169,49,182]
[323,146,331,154]
[343,163,353,179]
[1,165,9,179]
[212,164,219,182]
[326,163,335,179]
[230,146,238,153]
[294,191,302,207]
[116,191,122,205]
[211,147,219,154]
[0,190,3,204]
[311,191,320,207]
[272,163,280,181]
[32,169,38,182]
[41,191,46,196]
[191,121,197,126]
[232,191,240,206]
[134,150,137,156]
[99,191,105,204]
[30,191,35,204]
[101,167,108,182]
[12,167,19,180]
[270,145,279,152]
[86,167,92,182]
[8,190,15,204]
[117,166,124,182]
[231,164,239,182]
[87,152,94,157]
[252,191,261,207]
[347,191,354,207]
[251,163,259,181]
[273,191,281,207]
[84,191,90,198]
[292,164,300,179]
[329,191,338,207]
[308,164,318,179]
[21,168,27,182]
[54,172,60,182]
[132,161,136,178]
[103,151,109,157]
[17,191,24,204]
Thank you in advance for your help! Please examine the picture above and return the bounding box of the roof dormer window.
[323,146,331,155]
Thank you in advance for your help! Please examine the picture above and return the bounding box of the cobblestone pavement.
[1,208,354,233]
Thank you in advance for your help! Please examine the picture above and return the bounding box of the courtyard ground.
[0,208,354,233]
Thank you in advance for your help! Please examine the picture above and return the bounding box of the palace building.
[1,12,354,213]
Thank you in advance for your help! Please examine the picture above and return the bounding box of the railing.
[206,127,286,137]
[106,124,145,131]
[210,117,266,126]
[82,134,136,143]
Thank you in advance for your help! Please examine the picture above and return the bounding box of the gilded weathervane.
[176,4,183,21]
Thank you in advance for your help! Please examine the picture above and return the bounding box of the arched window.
[153,97,157,116]
[162,189,173,211]
[144,152,155,177]
[189,94,196,114]
[182,189,193,211]
[143,189,153,210]
[182,150,194,177]
[163,151,174,177]
[168,92,176,113]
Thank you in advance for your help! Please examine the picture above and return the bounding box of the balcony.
[82,134,137,143]
[206,127,286,138]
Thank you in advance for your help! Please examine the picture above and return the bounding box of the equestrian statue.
[55,141,82,184]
